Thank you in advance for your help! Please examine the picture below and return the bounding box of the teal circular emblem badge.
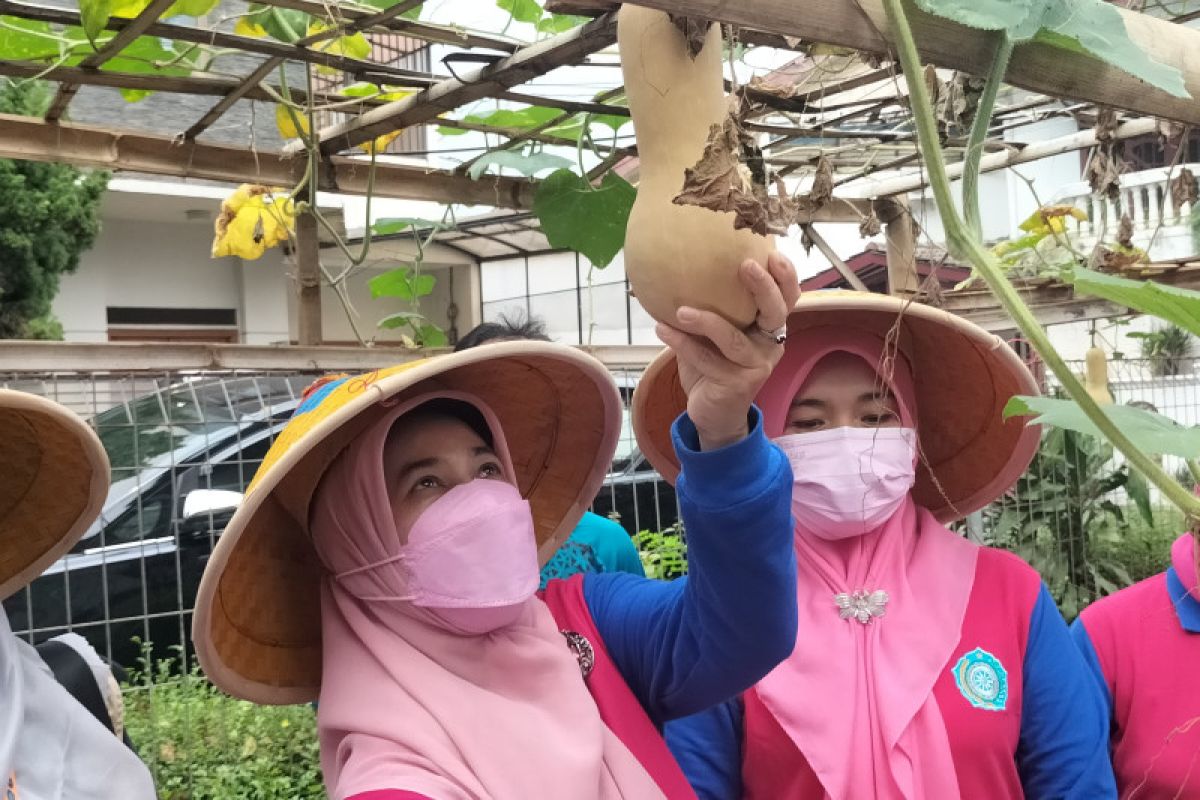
[952,648,1008,711]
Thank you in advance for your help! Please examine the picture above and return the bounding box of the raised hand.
[655,252,800,450]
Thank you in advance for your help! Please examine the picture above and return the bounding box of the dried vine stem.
[879,0,1200,520]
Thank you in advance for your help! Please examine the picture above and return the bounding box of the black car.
[3,373,677,670]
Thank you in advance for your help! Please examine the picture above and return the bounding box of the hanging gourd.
[618,6,773,328]
[1083,345,1115,406]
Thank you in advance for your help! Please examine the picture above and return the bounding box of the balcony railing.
[1051,164,1200,262]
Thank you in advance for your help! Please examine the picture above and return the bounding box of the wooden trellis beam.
[0,0,439,85]
[43,0,175,122]
[0,114,535,209]
[309,14,619,154]
[185,0,427,139]
[250,0,520,52]
[554,0,1200,126]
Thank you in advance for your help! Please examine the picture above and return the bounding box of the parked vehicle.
[3,372,678,670]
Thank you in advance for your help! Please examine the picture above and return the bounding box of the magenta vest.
[542,574,698,800]
[742,547,1038,799]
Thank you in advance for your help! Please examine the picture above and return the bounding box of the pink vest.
[1078,572,1200,799]
[541,575,698,800]
[743,548,1039,799]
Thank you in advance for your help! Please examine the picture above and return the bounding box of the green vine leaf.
[497,0,543,24]
[371,217,448,235]
[369,267,435,300]
[378,310,427,329]
[0,17,56,60]
[439,106,573,138]
[537,14,586,34]
[245,4,310,43]
[533,169,636,268]
[912,0,1188,97]
[467,150,572,180]
[1005,396,1200,458]
[417,324,448,347]
[1067,267,1200,337]
[80,0,113,41]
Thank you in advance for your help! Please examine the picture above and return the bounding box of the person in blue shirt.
[455,313,647,587]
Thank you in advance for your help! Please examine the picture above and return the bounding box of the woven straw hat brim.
[193,341,622,705]
[0,389,110,600]
[632,292,1041,524]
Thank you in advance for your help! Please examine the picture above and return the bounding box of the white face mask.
[774,427,917,541]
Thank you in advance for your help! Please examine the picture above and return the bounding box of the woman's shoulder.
[967,547,1046,619]
[1078,571,1169,629]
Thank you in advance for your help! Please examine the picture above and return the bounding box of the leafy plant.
[983,428,1150,618]
[533,170,636,268]
[124,644,323,800]
[633,524,687,581]
[0,79,108,339]
[1129,324,1195,376]
[881,0,1200,524]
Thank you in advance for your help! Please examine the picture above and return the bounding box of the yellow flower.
[281,719,291,728]
[212,185,296,260]
[234,16,268,37]
[360,129,402,155]
[275,104,309,140]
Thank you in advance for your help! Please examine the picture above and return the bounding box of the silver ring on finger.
[755,325,787,345]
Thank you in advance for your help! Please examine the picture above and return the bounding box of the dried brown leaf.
[672,114,792,237]
[800,226,815,255]
[808,156,834,207]
[1117,213,1134,248]
[1095,246,1147,272]
[669,15,710,59]
[747,74,797,100]
[1094,107,1119,143]
[918,271,945,308]
[864,52,885,70]
[1157,118,1187,149]
[1087,148,1122,200]
[1171,167,1198,212]
[858,211,882,238]
[923,65,939,108]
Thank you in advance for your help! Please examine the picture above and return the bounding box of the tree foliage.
[0,79,108,339]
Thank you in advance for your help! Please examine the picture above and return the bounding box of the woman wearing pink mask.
[193,257,805,800]
[1070,531,1200,797]
[634,291,1116,799]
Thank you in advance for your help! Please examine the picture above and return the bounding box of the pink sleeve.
[347,792,433,800]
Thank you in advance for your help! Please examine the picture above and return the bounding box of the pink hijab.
[310,391,665,800]
[751,327,980,800]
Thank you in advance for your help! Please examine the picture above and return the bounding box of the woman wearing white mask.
[634,291,1116,799]
[194,256,804,800]
[0,389,156,800]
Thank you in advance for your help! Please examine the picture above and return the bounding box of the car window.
[93,377,307,483]
[203,436,273,493]
[74,478,173,553]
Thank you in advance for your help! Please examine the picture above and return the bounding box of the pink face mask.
[334,478,540,634]
[775,427,917,541]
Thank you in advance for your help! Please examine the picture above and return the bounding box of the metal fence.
[2,356,1195,667]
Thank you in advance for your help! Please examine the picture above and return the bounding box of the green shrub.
[1093,506,1184,586]
[124,647,324,800]
[633,524,687,580]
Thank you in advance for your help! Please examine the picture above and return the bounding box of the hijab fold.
[751,328,979,800]
[311,391,664,800]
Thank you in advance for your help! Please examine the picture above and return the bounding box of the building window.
[105,307,239,343]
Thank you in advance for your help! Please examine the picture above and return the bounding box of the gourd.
[1084,345,1114,406]
[619,6,773,328]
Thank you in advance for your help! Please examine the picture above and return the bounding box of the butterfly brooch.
[834,589,889,624]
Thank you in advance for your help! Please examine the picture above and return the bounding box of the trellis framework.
[1,0,1199,344]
